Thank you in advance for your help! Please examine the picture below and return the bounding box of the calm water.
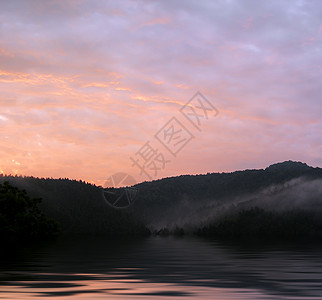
[1,236,322,299]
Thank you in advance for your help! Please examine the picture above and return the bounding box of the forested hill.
[1,161,322,235]
[132,161,322,230]
[134,160,321,211]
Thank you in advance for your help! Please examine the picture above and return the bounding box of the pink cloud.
[0,0,321,184]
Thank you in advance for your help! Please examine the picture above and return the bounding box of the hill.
[1,161,322,237]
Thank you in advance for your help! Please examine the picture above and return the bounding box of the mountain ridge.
[0,160,321,235]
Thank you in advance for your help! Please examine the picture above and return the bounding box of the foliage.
[0,161,321,238]
[197,207,322,239]
[0,181,60,241]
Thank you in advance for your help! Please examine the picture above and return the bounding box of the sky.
[0,0,321,186]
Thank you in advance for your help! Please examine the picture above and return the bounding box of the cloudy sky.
[0,0,321,185]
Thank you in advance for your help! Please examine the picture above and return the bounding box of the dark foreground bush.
[0,181,60,241]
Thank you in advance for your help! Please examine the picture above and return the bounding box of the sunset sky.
[0,0,321,186]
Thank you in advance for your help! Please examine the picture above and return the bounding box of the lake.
[1,236,322,299]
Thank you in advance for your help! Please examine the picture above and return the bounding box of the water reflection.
[1,236,322,299]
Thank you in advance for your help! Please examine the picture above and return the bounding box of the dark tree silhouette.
[197,207,322,239]
[0,161,321,239]
[0,181,60,241]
